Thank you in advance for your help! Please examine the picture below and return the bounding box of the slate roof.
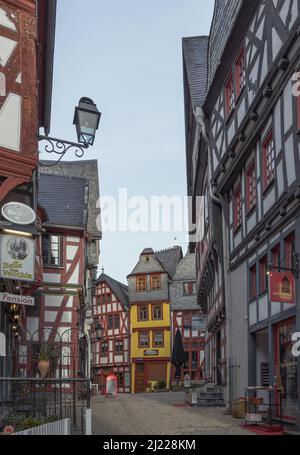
[208,0,243,88]
[155,246,183,278]
[39,160,101,239]
[182,35,209,108]
[38,173,88,228]
[97,273,129,309]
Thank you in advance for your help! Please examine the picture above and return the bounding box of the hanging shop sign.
[0,234,35,282]
[269,271,295,304]
[1,202,36,225]
[0,292,34,306]
[192,315,207,331]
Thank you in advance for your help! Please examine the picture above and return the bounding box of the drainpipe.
[194,107,233,410]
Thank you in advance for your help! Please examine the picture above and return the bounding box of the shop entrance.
[274,318,297,421]
[135,363,145,393]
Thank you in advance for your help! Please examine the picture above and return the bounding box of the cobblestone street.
[92,392,253,435]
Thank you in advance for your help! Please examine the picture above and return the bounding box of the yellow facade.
[130,302,171,393]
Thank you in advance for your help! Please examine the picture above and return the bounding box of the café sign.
[0,234,35,282]
[269,271,295,304]
[1,202,36,225]
[0,292,34,306]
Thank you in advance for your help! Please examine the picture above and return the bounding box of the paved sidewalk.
[92,392,253,435]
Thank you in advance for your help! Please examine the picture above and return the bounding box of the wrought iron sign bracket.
[38,135,89,167]
[267,253,300,279]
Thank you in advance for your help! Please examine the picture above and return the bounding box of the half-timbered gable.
[170,252,205,382]
[92,273,130,393]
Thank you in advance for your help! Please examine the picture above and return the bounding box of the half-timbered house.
[182,35,227,396]
[92,273,130,393]
[128,247,182,393]
[170,252,205,383]
[0,0,56,380]
[185,0,300,423]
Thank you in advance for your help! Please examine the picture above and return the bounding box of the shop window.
[225,72,235,118]
[138,305,148,321]
[139,331,149,348]
[152,304,163,321]
[249,265,257,300]
[259,256,268,294]
[114,340,123,355]
[233,183,242,232]
[151,275,161,290]
[246,161,256,212]
[136,276,147,292]
[153,331,164,348]
[101,341,108,356]
[284,232,295,269]
[235,48,246,98]
[262,131,275,190]
[42,234,62,267]
[183,282,196,296]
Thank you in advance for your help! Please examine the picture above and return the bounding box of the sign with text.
[0,234,35,282]
[269,271,295,304]
[192,315,207,331]
[0,292,34,306]
[144,349,159,356]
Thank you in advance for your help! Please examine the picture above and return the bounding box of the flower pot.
[38,360,50,378]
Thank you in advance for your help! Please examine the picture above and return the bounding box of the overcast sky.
[48,0,214,284]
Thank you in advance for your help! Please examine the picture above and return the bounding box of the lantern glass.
[73,97,101,146]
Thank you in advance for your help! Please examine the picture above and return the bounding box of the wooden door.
[135,364,145,393]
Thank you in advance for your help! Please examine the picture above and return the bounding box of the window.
[262,132,275,190]
[106,294,112,304]
[249,265,257,300]
[272,244,281,270]
[191,351,198,370]
[114,340,123,355]
[138,305,148,321]
[42,234,62,267]
[101,341,108,356]
[151,275,161,290]
[225,72,235,118]
[259,256,268,294]
[183,282,196,296]
[153,331,164,348]
[285,232,295,269]
[139,331,149,348]
[107,315,113,330]
[136,276,147,292]
[114,314,120,330]
[116,372,124,387]
[235,48,246,98]
[233,183,242,232]
[152,304,163,321]
[246,161,256,212]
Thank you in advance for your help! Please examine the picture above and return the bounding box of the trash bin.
[105,374,118,397]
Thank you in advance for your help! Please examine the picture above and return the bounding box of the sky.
[48,0,215,284]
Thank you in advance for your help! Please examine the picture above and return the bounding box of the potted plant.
[38,342,57,378]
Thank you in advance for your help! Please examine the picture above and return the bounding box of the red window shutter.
[233,183,242,231]
[235,49,246,98]
[262,131,275,190]
[225,72,235,118]
[250,266,257,300]
[259,256,268,294]
[246,161,256,212]
[285,232,295,269]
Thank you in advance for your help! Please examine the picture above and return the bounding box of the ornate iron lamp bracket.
[38,135,89,167]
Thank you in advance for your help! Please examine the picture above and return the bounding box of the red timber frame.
[92,280,130,393]
[19,229,85,380]
[171,310,205,382]
[0,0,39,202]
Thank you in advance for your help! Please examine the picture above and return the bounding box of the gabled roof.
[155,246,183,278]
[182,35,209,109]
[207,0,243,88]
[97,273,129,309]
[39,160,101,239]
[38,173,88,228]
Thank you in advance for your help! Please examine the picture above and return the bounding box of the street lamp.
[94,321,104,342]
[73,97,101,146]
[38,97,101,167]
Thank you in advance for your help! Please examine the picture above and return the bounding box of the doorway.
[135,363,145,393]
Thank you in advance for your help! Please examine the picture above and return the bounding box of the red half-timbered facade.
[92,273,130,393]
